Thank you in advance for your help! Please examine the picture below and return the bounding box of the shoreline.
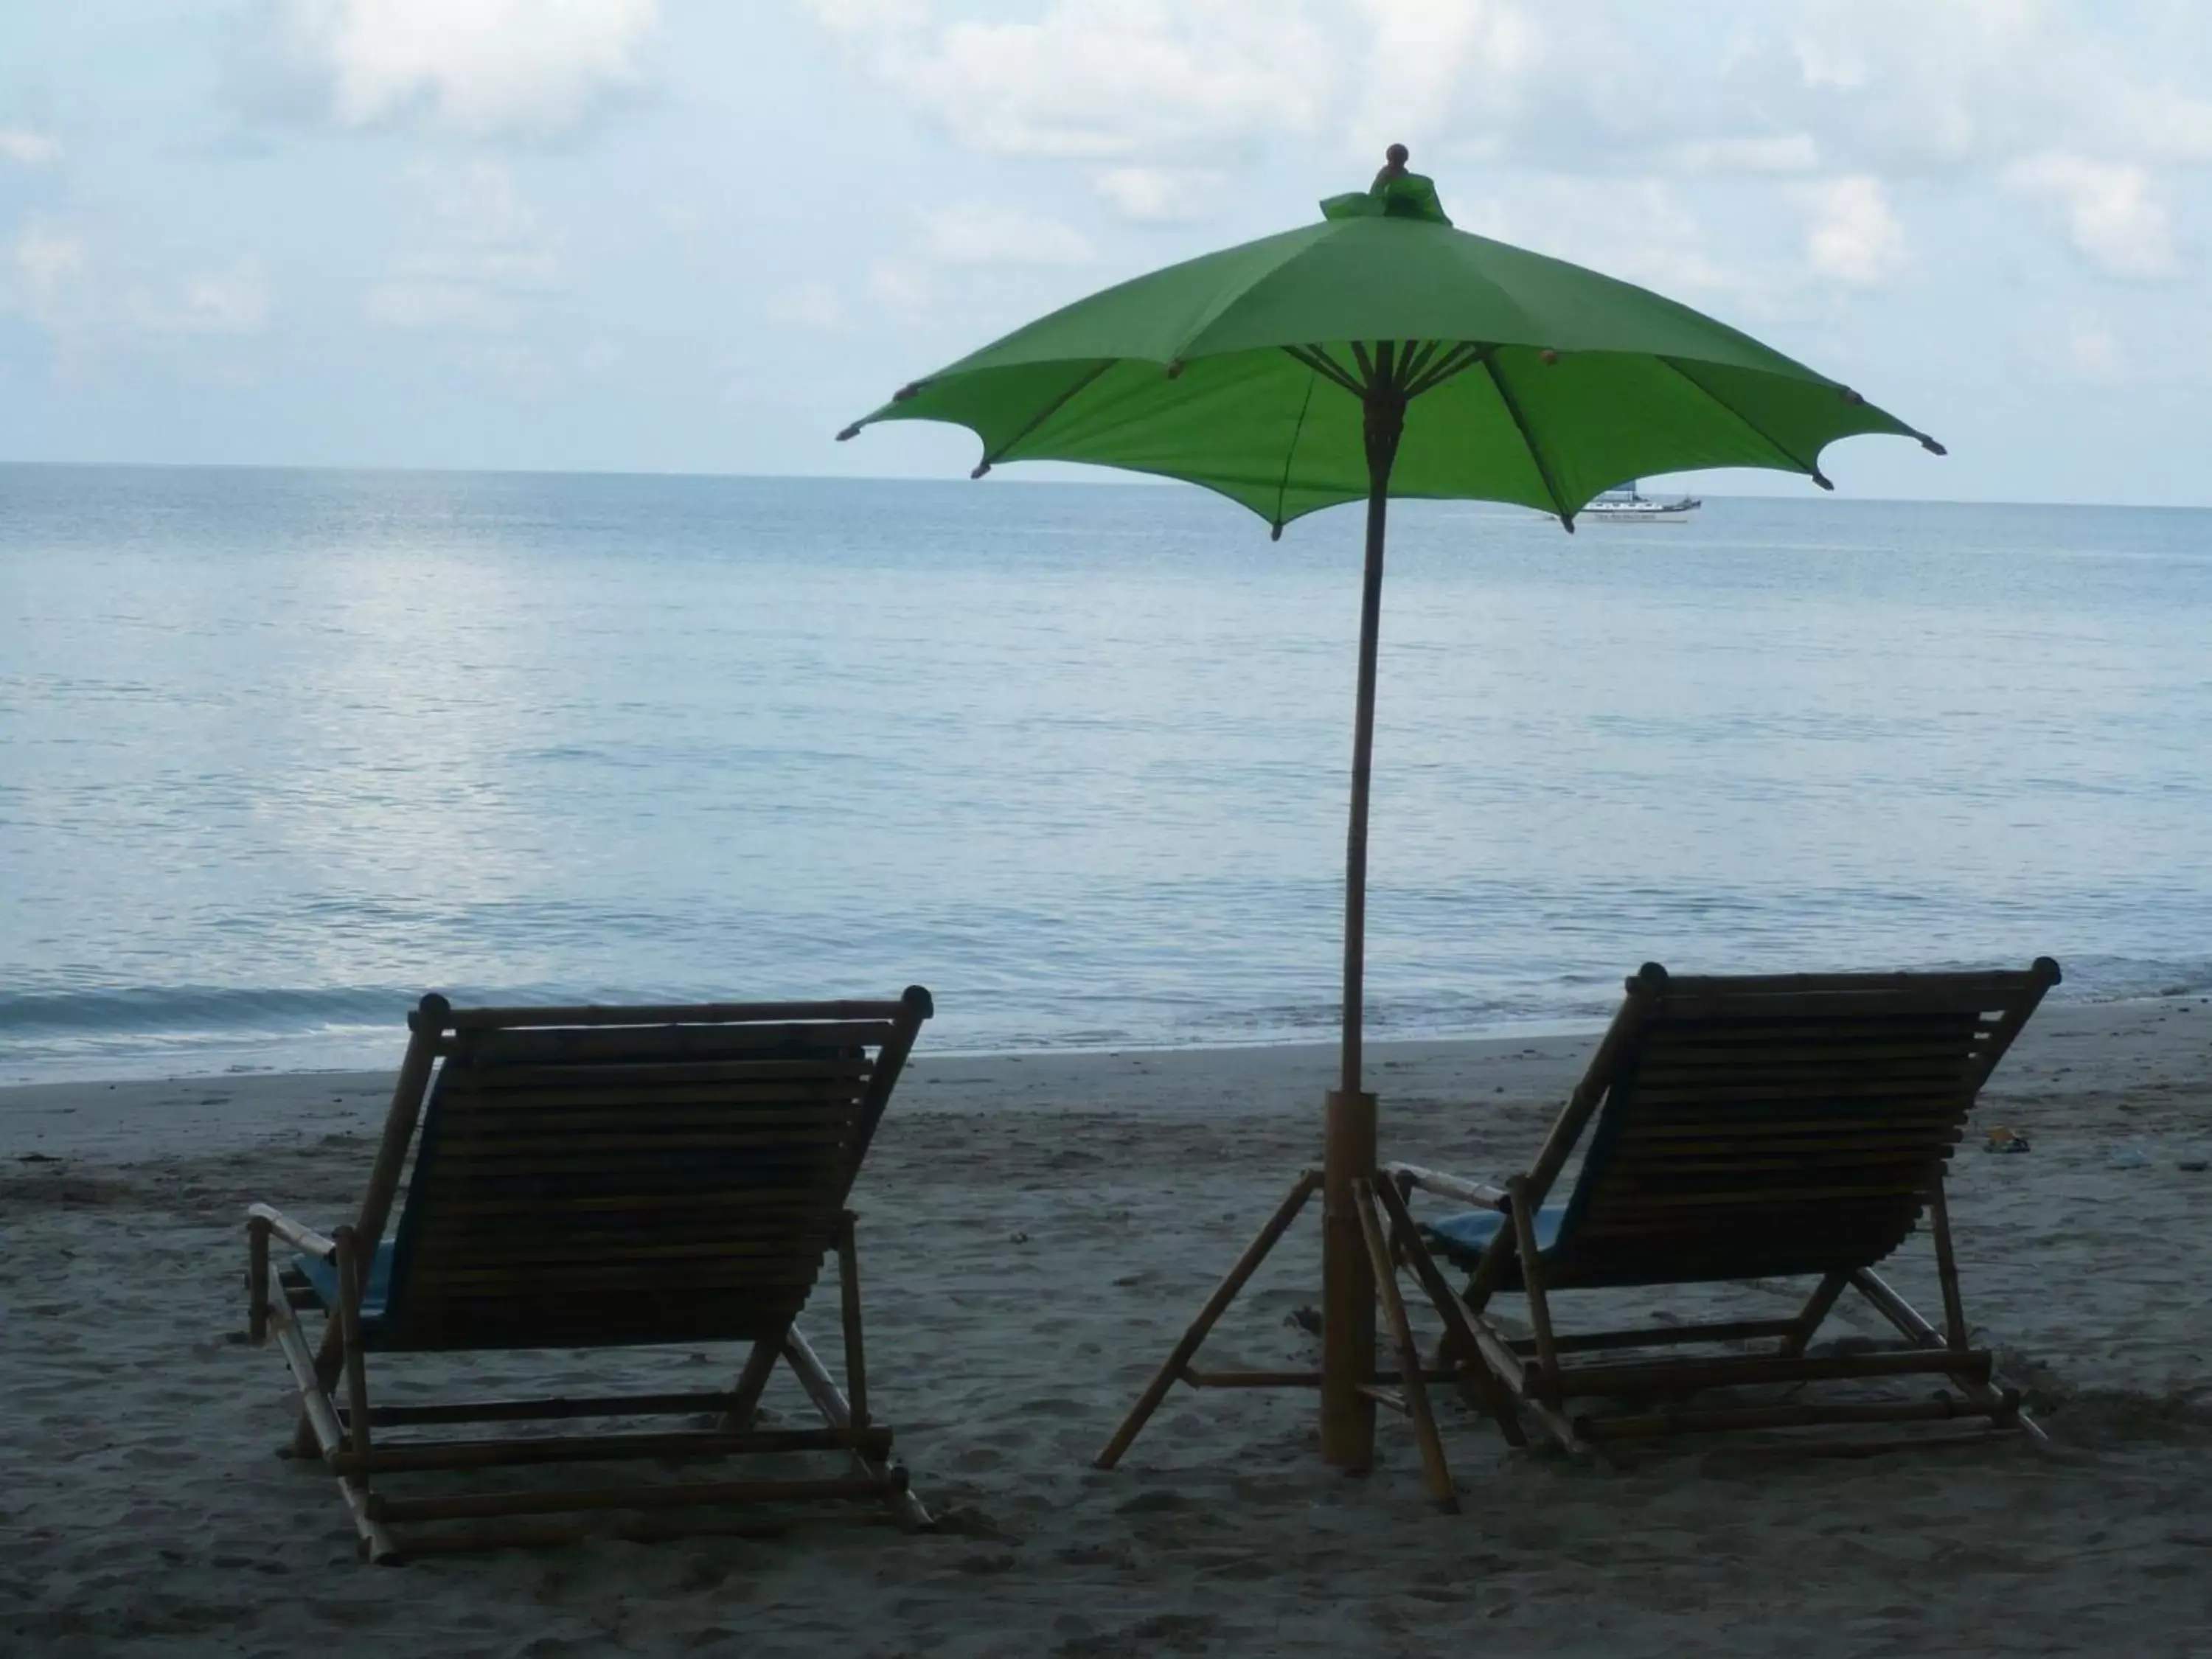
[13,976,2212,1091]
[4,995,2207,1164]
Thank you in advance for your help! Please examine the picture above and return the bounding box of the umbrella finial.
[1326,145,1451,225]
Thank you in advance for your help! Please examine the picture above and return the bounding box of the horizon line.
[0,456,2201,516]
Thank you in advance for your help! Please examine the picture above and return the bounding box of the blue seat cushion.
[1425,1203,1568,1267]
[293,1242,394,1321]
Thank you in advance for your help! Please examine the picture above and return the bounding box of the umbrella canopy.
[841,173,1941,532]
[839,157,1940,1473]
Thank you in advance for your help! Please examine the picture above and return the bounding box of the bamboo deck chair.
[243,987,934,1562]
[1385,960,2059,1458]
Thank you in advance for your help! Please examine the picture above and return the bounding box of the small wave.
[0,985,418,1037]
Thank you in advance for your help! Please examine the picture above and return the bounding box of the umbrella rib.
[1397,340,1440,390]
[1481,355,1576,529]
[1655,357,1833,488]
[975,358,1118,473]
[1270,374,1320,539]
[1404,341,1491,401]
[1282,345,1366,399]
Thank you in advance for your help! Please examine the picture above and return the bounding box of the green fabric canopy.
[841,178,1940,532]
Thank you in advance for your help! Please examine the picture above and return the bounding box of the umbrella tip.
[894,380,924,402]
[835,423,861,442]
[1812,469,1835,491]
[1385,142,1408,167]
[971,460,992,479]
[1920,434,1948,456]
[1270,521,1284,542]
[1559,513,1576,535]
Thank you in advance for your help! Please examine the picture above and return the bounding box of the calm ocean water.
[4,463,2210,1082]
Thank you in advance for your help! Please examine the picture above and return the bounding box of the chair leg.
[1781,1270,1851,1358]
[1354,1180,1457,1509]
[262,1279,397,1562]
[1506,1179,1562,1408]
[1916,1181,2039,1434]
[333,1228,374,1469]
[1093,1169,1321,1470]
[1925,1179,1972,1352]
[1368,1172,1528,1447]
[782,1324,931,1528]
[720,1336,786,1432]
[1848,1267,2039,1440]
[835,1212,869,1430]
[247,1215,272,1344]
[291,1310,347,1458]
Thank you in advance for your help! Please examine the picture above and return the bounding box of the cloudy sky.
[1,1,2208,505]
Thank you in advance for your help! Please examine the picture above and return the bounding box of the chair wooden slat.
[458,1057,877,1089]
[460,1022,896,1063]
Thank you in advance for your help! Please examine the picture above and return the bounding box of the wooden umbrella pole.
[1321,357,1405,1471]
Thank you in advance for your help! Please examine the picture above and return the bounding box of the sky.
[1,1,2208,507]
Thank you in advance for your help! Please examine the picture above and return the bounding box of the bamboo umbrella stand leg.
[1096,372,1431,1490]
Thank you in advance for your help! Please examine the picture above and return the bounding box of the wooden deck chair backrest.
[349,988,933,1352]
[1526,961,2058,1290]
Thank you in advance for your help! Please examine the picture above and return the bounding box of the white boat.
[1583,481,1701,523]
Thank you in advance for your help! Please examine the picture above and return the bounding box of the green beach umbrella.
[838,151,1942,1474]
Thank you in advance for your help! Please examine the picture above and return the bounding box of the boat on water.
[1583,481,1702,523]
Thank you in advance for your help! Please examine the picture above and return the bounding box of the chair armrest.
[246,1202,338,1262]
[1384,1162,1509,1210]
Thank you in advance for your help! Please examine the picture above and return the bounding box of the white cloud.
[128,260,273,335]
[458,339,563,394]
[804,0,1334,159]
[2005,152,2177,278]
[1093,167,1225,223]
[10,225,87,322]
[922,204,1093,266]
[1475,180,1747,300]
[765,284,846,332]
[264,0,658,138]
[366,162,561,330]
[866,257,933,312]
[806,0,928,29]
[1799,175,1907,286]
[1667,134,1821,176]
[807,4,2205,201]
[1349,0,1535,151]
[0,128,60,167]
[2067,324,2122,380]
[2118,84,2212,167]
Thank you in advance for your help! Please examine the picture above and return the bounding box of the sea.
[4,463,2210,1083]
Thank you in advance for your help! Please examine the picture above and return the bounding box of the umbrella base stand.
[1091,1155,1529,1509]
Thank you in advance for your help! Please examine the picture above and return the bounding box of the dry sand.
[3,999,2210,1656]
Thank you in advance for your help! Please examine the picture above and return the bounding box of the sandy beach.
[4,998,2210,1656]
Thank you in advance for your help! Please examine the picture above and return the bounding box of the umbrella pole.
[1321,382,1405,1471]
